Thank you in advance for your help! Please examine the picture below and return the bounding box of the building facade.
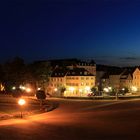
[65,68,95,97]
[47,67,96,97]
[132,67,140,91]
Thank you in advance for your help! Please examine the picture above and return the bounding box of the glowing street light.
[18,98,26,118]
[12,86,16,90]
[19,85,25,90]
[108,87,112,90]
[18,99,26,106]
[25,88,31,93]
[37,87,41,91]
[122,88,125,91]
[131,86,138,92]
[103,88,109,93]
[54,88,58,92]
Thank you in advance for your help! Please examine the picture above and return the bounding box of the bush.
[35,90,46,106]
[36,90,46,100]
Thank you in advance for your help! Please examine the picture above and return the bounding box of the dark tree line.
[0,57,51,94]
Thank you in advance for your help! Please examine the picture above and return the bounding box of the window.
[84,71,87,75]
[72,72,75,74]
[81,77,84,80]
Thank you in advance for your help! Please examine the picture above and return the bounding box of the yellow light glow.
[85,86,90,91]
[37,87,41,90]
[19,85,25,90]
[131,86,138,92]
[69,87,75,91]
[12,86,16,90]
[26,88,31,93]
[79,89,82,92]
[54,88,58,91]
[122,88,125,91]
[18,99,26,106]
[104,88,109,92]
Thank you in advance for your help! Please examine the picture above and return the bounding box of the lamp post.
[18,98,26,118]
[116,89,119,100]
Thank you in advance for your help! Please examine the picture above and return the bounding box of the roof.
[51,68,68,77]
[51,67,94,77]
[49,58,95,68]
[120,67,137,79]
[66,68,94,76]
[101,72,109,79]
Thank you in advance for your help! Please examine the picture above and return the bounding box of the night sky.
[1,0,140,66]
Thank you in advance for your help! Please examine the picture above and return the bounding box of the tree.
[0,64,5,93]
[91,87,97,93]
[120,87,129,95]
[29,61,51,90]
[36,90,46,106]
[3,57,26,92]
[59,86,66,97]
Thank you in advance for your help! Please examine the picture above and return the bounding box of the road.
[0,98,140,140]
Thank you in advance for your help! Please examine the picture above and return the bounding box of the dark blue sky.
[1,0,140,66]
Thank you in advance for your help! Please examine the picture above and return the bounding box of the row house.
[65,68,95,97]
[47,67,95,97]
[47,68,67,97]
[101,66,139,92]
[120,69,133,89]
[132,67,140,91]
[101,68,124,89]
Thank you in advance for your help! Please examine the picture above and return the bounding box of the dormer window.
[84,71,87,75]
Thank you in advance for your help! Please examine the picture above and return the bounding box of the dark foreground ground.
[0,96,140,140]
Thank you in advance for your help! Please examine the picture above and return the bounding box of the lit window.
[84,72,87,75]
[81,83,84,86]
[86,77,89,80]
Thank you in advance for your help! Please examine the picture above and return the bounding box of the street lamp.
[131,86,138,92]
[26,88,32,93]
[12,86,16,90]
[18,98,26,118]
